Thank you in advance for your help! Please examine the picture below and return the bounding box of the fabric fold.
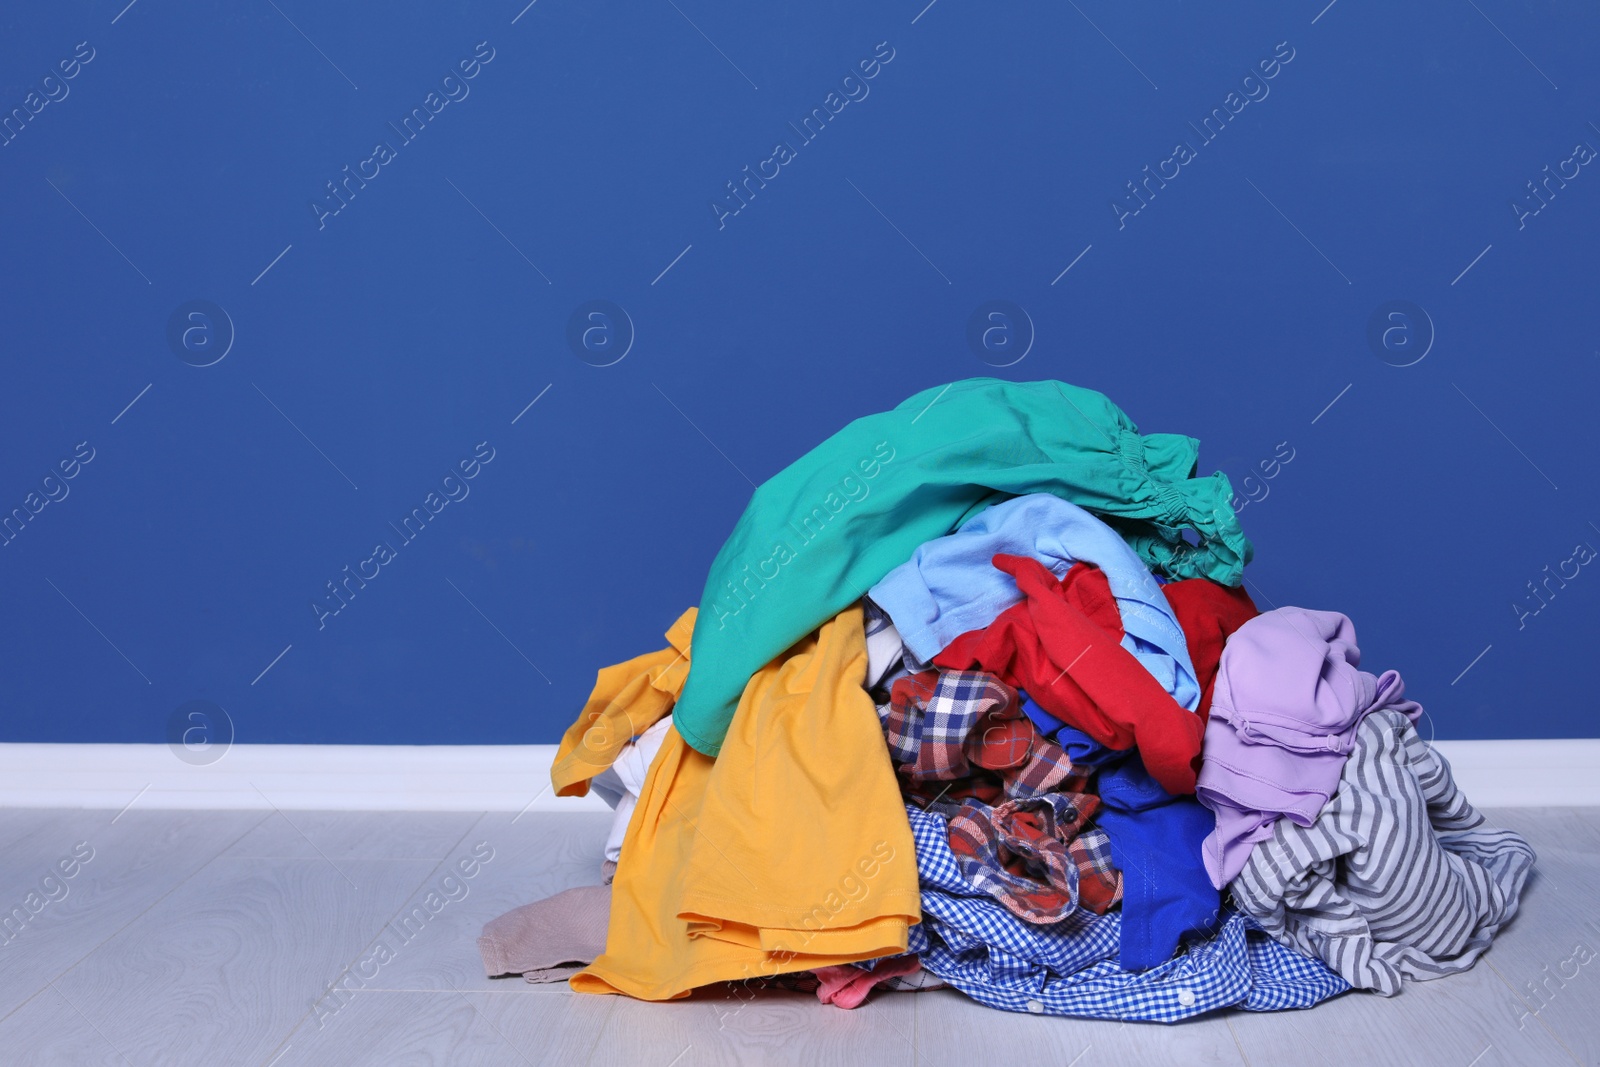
[868,493,1199,708]
[813,955,926,1009]
[936,556,1205,795]
[551,608,695,797]
[904,805,1349,1020]
[1159,576,1258,723]
[1041,720,1222,972]
[673,377,1251,757]
[877,668,1122,915]
[478,884,611,984]
[1198,607,1424,887]
[1229,709,1536,995]
[949,794,1119,921]
[597,715,675,864]
[572,607,921,1001]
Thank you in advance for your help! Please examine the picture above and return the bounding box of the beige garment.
[478,884,611,984]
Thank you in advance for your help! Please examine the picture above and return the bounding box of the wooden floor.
[0,806,1596,1066]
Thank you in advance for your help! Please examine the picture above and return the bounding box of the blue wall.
[2,1,1596,745]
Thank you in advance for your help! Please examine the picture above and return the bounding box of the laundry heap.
[479,378,1535,1022]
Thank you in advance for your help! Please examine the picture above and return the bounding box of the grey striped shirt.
[1228,708,1535,996]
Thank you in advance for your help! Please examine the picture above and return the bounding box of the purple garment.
[1197,608,1422,889]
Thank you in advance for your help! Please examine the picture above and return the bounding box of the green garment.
[673,378,1251,757]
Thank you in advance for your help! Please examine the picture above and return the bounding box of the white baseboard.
[1445,738,1600,807]
[0,739,1595,811]
[0,744,611,813]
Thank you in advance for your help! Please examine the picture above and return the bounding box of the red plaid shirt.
[880,669,1122,915]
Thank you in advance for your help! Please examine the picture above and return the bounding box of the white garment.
[601,715,675,863]
[864,615,905,690]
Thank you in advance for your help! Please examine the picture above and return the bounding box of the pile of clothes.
[479,378,1536,1022]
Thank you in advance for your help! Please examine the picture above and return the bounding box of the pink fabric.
[813,955,924,1009]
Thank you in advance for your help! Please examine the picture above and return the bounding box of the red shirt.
[936,554,1205,795]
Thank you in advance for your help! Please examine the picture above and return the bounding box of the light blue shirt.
[868,494,1201,709]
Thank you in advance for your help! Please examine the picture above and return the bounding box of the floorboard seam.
[1480,956,1583,1066]
[0,808,276,1030]
[910,980,918,1067]
[255,811,492,1066]
[578,994,619,1067]
[1224,1015,1254,1067]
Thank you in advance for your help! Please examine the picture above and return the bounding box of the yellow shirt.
[571,606,921,1000]
[550,608,695,797]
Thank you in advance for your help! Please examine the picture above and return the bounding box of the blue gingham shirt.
[904,805,1350,1021]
